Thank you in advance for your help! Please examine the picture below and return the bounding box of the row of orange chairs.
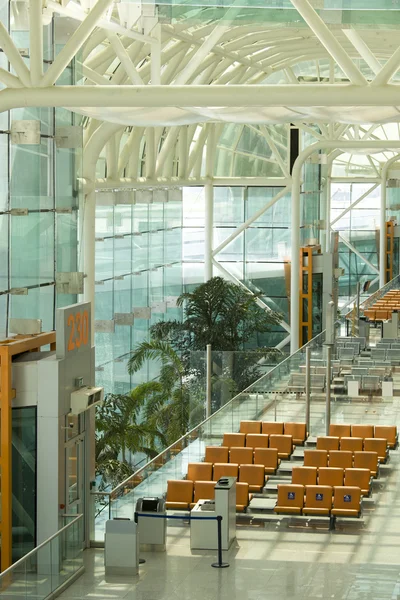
[222,432,295,459]
[204,446,280,473]
[186,462,266,492]
[292,466,372,496]
[304,449,379,475]
[274,484,362,518]
[240,421,307,444]
[307,449,378,475]
[316,437,388,462]
[165,480,250,511]
[329,424,397,447]
[364,291,400,321]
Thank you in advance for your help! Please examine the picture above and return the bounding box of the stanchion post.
[325,344,332,435]
[211,515,229,569]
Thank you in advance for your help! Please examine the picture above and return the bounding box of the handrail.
[107,328,328,497]
[0,514,83,578]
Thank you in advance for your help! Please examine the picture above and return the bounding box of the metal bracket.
[11,120,40,145]
[9,318,42,334]
[114,313,134,326]
[55,126,83,149]
[133,307,151,319]
[56,208,73,214]
[10,208,28,216]
[10,288,28,295]
[56,272,84,294]
[94,320,115,333]
[151,301,167,313]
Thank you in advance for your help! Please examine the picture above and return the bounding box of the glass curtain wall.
[0,11,81,335]
[94,189,183,393]
[330,183,381,307]
[182,186,291,347]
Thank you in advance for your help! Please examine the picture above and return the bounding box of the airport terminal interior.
[4,0,400,598]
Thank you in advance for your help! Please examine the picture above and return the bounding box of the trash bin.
[136,497,166,550]
[104,519,139,575]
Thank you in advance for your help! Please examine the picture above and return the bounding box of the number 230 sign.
[56,302,91,359]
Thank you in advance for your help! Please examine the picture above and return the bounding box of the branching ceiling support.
[289,0,368,86]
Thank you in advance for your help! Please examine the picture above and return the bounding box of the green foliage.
[95,392,160,490]
[150,276,282,353]
[127,341,204,447]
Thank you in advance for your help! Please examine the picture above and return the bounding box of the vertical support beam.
[151,24,161,85]
[0,347,12,570]
[83,189,96,345]
[204,182,214,281]
[29,0,43,85]
[290,162,302,353]
[325,344,332,435]
[380,180,387,288]
[205,125,215,282]
[206,344,212,419]
[305,346,311,435]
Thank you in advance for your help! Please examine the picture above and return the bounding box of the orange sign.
[56,302,91,359]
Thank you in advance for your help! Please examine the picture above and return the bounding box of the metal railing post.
[305,346,311,434]
[325,344,332,435]
[206,344,212,418]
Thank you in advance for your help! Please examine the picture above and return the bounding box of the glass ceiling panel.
[156,3,400,25]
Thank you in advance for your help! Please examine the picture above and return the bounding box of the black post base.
[211,562,229,569]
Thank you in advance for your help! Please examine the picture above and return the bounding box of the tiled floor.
[62,442,400,600]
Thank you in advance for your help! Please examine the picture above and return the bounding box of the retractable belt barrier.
[134,512,229,569]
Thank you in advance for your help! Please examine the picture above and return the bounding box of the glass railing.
[92,329,329,542]
[359,274,400,312]
[189,349,286,420]
[0,515,83,598]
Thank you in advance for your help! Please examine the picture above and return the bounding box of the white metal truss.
[2,0,400,349]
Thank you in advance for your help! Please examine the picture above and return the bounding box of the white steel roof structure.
[2,0,400,351]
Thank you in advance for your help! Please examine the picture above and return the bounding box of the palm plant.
[127,340,204,446]
[95,392,160,490]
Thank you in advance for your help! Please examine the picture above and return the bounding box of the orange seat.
[303,485,333,516]
[375,310,389,320]
[364,438,388,462]
[253,448,280,474]
[274,484,304,515]
[229,447,253,466]
[316,436,340,452]
[353,451,379,477]
[269,434,294,459]
[331,486,362,517]
[364,309,376,321]
[328,450,353,469]
[213,463,239,481]
[329,424,351,438]
[166,480,193,510]
[205,446,229,464]
[318,467,344,487]
[240,420,261,434]
[236,482,250,512]
[303,449,328,468]
[239,464,266,492]
[351,424,374,439]
[262,422,284,435]
[344,468,371,496]
[246,433,269,449]
[222,433,246,448]
[284,422,307,445]
[292,466,317,486]
[187,462,213,482]
[340,437,363,453]
[190,481,216,509]
[374,425,397,449]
